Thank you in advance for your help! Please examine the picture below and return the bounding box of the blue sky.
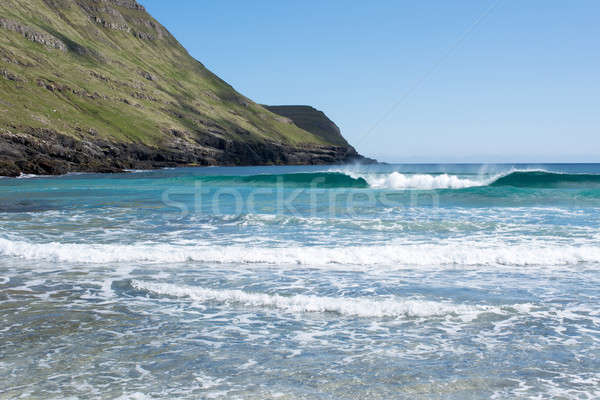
[142,1,599,162]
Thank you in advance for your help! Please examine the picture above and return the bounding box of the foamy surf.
[3,163,600,399]
[2,237,599,267]
[16,173,47,179]
[332,168,600,190]
[351,171,485,189]
[131,280,502,319]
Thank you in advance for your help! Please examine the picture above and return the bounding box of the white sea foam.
[333,169,492,190]
[1,237,600,268]
[332,168,562,190]
[365,172,484,189]
[131,280,495,319]
[114,393,152,400]
[16,173,44,179]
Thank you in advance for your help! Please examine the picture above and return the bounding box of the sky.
[141,0,599,162]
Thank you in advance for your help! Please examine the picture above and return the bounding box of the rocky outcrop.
[1,69,25,82]
[104,0,145,11]
[82,0,163,40]
[0,18,67,51]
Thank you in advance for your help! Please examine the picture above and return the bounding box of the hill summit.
[0,0,364,176]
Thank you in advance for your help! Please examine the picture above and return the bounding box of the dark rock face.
[0,128,364,177]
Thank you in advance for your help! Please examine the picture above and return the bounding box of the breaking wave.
[351,171,482,189]
[194,169,600,190]
[346,169,600,190]
[1,237,599,267]
[131,280,509,319]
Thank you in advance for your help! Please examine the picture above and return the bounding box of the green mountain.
[0,0,364,176]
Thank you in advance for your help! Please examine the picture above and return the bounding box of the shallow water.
[1,163,600,399]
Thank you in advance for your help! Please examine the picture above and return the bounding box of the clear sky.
[141,0,599,162]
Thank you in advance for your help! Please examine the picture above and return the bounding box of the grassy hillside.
[0,0,362,175]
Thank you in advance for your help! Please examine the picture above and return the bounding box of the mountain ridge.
[0,0,366,176]
[264,105,350,147]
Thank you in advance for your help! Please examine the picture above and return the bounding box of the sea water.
[1,163,599,399]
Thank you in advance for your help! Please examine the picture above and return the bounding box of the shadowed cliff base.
[0,127,365,177]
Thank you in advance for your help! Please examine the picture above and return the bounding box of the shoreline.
[0,127,373,178]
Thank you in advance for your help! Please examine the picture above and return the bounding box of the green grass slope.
[0,0,361,175]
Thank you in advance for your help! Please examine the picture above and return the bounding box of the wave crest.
[490,170,600,188]
[353,171,482,190]
[2,237,599,267]
[131,280,499,319]
[200,172,368,188]
[340,169,600,190]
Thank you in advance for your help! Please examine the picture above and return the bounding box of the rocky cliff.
[0,0,365,177]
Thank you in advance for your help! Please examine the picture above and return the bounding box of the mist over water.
[1,163,600,399]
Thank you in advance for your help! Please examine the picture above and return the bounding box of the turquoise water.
[1,163,600,399]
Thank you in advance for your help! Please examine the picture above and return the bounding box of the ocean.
[1,163,599,399]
